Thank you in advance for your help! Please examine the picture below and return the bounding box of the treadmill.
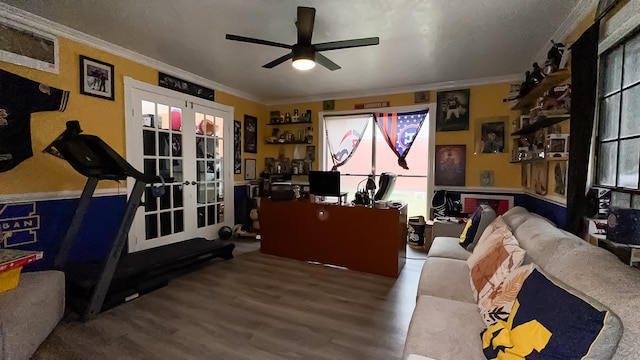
[49,121,234,321]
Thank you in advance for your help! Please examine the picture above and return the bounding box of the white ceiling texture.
[1,0,588,104]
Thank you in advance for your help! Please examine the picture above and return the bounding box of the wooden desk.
[259,199,408,277]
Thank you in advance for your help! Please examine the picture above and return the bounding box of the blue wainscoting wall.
[1,195,126,272]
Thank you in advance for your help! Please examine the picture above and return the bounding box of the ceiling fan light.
[292,58,316,70]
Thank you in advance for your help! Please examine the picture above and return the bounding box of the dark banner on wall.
[158,72,214,101]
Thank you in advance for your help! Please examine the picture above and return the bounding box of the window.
[596,29,640,207]
[321,108,431,217]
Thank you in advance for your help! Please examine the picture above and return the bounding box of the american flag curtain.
[374,109,428,169]
[323,114,371,170]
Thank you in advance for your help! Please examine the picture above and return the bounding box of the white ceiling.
[2,0,586,104]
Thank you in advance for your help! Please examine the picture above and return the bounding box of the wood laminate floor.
[32,239,425,360]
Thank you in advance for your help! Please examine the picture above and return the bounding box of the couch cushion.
[481,269,622,360]
[467,223,525,301]
[478,263,536,327]
[427,236,471,260]
[404,295,486,360]
[511,216,574,268]
[0,270,65,360]
[417,257,475,303]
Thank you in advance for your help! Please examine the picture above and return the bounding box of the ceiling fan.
[225,6,379,71]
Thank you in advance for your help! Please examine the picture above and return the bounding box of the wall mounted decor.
[243,115,257,153]
[234,120,241,174]
[158,72,214,101]
[0,18,58,73]
[436,89,470,131]
[244,158,256,180]
[434,145,466,186]
[79,55,114,100]
[480,121,506,153]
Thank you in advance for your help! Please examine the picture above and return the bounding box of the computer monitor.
[308,171,341,196]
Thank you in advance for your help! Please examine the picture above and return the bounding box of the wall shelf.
[267,121,312,126]
[511,69,571,110]
[265,140,311,145]
[511,114,570,136]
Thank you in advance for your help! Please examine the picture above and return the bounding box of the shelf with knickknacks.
[269,109,313,125]
[266,124,314,144]
[507,40,571,201]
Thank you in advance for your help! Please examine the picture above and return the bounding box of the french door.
[124,78,233,252]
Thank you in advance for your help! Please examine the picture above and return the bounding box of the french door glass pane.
[598,142,618,187]
[617,138,640,188]
[599,95,620,141]
[603,46,623,96]
[143,130,155,155]
[620,85,640,137]
[623,34,640,88]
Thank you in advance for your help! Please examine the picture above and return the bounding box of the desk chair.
[375,172,397,201]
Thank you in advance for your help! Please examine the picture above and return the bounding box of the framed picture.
[264,157,275,174]
[244,158,256,180]
[480,121,506,153]
[234,120,242,174]
[531,161,548,195]
[460,194,514,215]
[414,90,430,103]
[243,115,257,153]
[159,72,214,101]
[292,159,305,174]
[522,162,532,189]
[0,18,59,73]
[305,145,316,162]
[552,161,568,196]
[480,170,494,187]
[434,145,466,186]
[436,89,470,132]
[79,55,114,100]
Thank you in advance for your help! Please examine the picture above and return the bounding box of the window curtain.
[323,114,371,170]
[567,21,600,235]
[374,109,428,169]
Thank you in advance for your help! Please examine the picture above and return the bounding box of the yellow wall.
[266,83,522,188]
[0,37,265,195]
[0,37,156,194]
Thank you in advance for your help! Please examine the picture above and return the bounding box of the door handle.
[191,181,197,185]
[184,181,190,185]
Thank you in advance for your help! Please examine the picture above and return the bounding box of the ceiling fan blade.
[296,7,316,44]
[262,53,294,68]
[225,34,292,50]
[314,37,380,51]
[315,53,341,71]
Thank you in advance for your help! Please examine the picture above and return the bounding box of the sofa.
[403,206,640,360]
[0,270,65,360]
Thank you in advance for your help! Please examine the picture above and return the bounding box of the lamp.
[365,174,377,206]
[292,44,316,71]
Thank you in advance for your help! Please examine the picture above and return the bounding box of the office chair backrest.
[375,172,397,201]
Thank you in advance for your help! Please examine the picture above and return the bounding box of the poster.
[434,145,466,186]
[243,115,257,154]
[234,120,241,174]
[436,89,470,132]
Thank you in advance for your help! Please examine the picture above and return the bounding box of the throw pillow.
[478,263,536,326]
[459,208,480,249]
[468,229,526,301]
[467,216,513,269]
[481,269,623,360]
[459,205,498,251]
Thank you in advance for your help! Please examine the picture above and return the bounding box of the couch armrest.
[432,221,465,240]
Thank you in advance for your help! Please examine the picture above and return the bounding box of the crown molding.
[0,3,262,104]
[533,0,598,64]
[264,73,524,106]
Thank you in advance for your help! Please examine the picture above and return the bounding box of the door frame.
[124,77,235,252]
